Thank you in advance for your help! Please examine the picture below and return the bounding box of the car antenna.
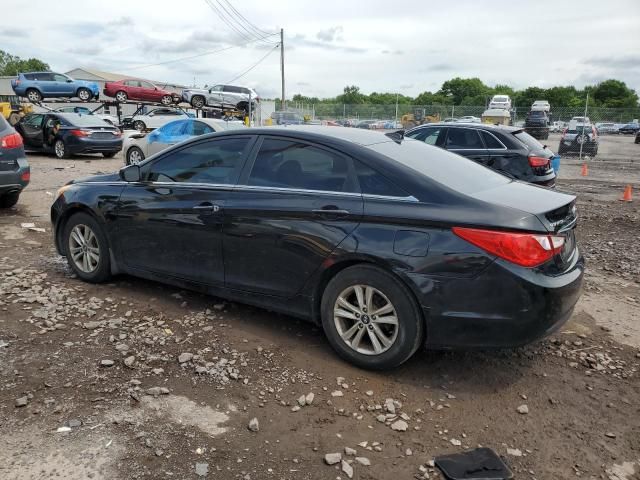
[385,129,404,144]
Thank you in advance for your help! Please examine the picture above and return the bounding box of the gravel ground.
[1,133,639,480]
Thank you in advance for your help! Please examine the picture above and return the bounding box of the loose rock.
[341,460,354,479]
[355,457,371,466]
[324,452,342,465]
[15,396,28,408]
[178,352,194,363]
[391,420,408,431]
[517,404,529,415]
[248,417,259,432]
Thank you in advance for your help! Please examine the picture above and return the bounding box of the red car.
[103,79,177,105]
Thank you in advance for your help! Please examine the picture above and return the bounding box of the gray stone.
[341,460,354,479]
[344,446,357,456]
[146,387,170,396]
[305,392,315,405]
[178,352,194,363]
[100,359,114,367]
[15,396,28,408]
[324,452,342,465]
[124,356,135,367]
[297,395,306,407]
[506,448,522,457]
[391,420,408,431]
[384,398,396,414]
[331,390,344,397]
[516,404,529,415]
[355,456,371,466]
[83,321,101,330]
[67,419,82,428]
[248,417,259,432]
[195,462,209,477]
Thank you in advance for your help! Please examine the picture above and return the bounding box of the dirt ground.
[1,132,639,480]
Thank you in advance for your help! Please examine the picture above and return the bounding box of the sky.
[2,0,639,99]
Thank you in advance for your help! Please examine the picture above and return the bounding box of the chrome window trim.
[481,131,508,151]
[445,127,487,151]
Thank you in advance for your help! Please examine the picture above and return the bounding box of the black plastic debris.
[435,447,513,480]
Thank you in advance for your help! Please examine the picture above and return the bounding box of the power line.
[204,0,254,43]
[214,0,274,44]
[204,0,276,46]
[226,44,279,84]
[124,34,279,71]
[220,0,273,38]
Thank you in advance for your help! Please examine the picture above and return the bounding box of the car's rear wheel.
[321,265,424,369]
[0,192,20,208]
[102,152,117,158]
[115,91,128,102]
[77,88,92,102]
[26,89,42,103]
[63,212,111,283]
[54,139,70,159]
[133,120,146,131]
[191,96,205,108]
[160,95,172,106]
[126,146,145,165]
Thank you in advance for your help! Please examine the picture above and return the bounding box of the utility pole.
[280,28,285,111]
[578,93,589,161]
[394,93,399,124]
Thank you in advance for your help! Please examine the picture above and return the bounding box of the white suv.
[488,94,512,111]
[181,84,259,111]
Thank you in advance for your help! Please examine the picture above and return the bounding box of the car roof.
[409,122,520,133]
[246,125,395,146]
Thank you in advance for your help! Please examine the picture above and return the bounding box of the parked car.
[550,121,566,133]
[103,79,179,105]
[11,72,99,103]
[442,117,459,123]
[570,116,591,124]
[123,108,190,131]
[635,130,640,144]
[181,84,259,111]
[55,106,119,126]
[558,122,599,156]
[489,95,512,110]
[595,122,619,135]
[15,113,122,159]
[0,115,30,208]
[356,120,377,129]
[618,122,640,135]
[406,123,556,187]
[456,116,481,123]
[531,100,551,112]
[524,110,550,140]
[271,111,304,125]
[123,118,245,165]
[51,126,583,369]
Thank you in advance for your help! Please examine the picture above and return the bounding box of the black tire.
[160,95,172,106]
[191,96,205,109]
[54,139,70,159]
[236,101,248,113]
[321,265,424,370]
[63,212,111,283]
[77,88,92,102]
[126,146,145,165]
[26,88,42,103]
[115,90,128,102]
[102,152,117,158]
[133,120,146,131]
[0,192,20,208]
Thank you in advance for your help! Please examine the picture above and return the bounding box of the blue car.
[11,72,100,103]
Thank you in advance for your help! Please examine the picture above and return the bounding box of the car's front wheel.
[77,88,92,102]
[115,91,128,102]
[321,265,424,369]
[133,121,146,131]
[63,212,111,283]
[191,96,205,108]
[0,192,20,208]
[54,139,70,159]
[160,95,172,105]
[126,146,145,165]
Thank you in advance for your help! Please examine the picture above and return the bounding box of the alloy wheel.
[27,90,41,102]
[333,285,399,355]
[68,224,100,273]
[54,140,65,158]
[115,91,127,102]
[128,148,143,165]
[78,89,90,101]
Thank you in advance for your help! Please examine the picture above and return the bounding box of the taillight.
[21,171,30,182]
[1,132,23,149]
[528,155,550,168]
[69,129,90,137]
[452,227,565,267]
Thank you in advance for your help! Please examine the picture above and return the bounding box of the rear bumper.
[66,137,123,154]
[411,254,584,349]
[0,158,30,194]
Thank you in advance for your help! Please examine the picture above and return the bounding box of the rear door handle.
[312,207,350,218]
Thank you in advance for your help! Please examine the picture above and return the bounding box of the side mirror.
[154,87,158,91]
[120,164,141,182]
[67,79,73,83]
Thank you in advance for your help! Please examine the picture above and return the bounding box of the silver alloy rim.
[79,90,89,100]
[161,96,171,105]
[116,92,127,102]
[55,141,65,158]
[194,98,204,108]
[128,149,143,164]
[68,224,100,273]
[333,285,399,356]
[28,91,40,101]
[134,121,144,131]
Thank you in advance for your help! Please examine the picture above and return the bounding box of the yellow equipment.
[401,108,440,129]
[0,102,33,125]
[481,108,511,126]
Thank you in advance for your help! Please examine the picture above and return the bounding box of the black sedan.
[15,112,122,159]
[406,123,556,187]
[50,127,583,369]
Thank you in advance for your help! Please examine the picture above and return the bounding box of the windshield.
[493,96,508,102]
[368,139,509,195]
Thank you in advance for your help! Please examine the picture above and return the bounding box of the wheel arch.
[55,204,108,256]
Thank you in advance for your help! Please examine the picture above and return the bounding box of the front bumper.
[411,254,584,349]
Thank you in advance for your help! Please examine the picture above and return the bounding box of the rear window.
[58,114,111,127]
[368,139,509,195]
[568,126,592,134]
[513,130,544,150]
[529,111,546,117]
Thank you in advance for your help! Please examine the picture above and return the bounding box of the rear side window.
[146,137,251,184]
[354,161,409,197]
[248,138,354,192]
[445,128,484,149]
[224,85,242,93]
[23,73,35,80]
[481,131,505,149]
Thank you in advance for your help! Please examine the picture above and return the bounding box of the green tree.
[438,77,489,105]
[336,85,366,104]
[591,79,639,108]
[0,50,49,76]
[414,91,452,105]
[513,87,547,109]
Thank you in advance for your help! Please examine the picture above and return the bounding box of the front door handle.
[312,207,350,218]
[193,203,221,213]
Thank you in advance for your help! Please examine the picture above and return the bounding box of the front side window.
[24,114,44,127]
[224,85,241,93]
[190,121,214,136]
[146,137,250,184]
[210,85,223,92]
[140,81,154,89]
[248,138,354,192]
[156,120,186,137]
[53,74,68,82]
[445,128,484,149]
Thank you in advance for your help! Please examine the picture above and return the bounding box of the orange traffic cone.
[581,163,588,176]
[619,184,633,202]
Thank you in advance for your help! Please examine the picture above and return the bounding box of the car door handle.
[312,207,350,218]
[193,203,221,213]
